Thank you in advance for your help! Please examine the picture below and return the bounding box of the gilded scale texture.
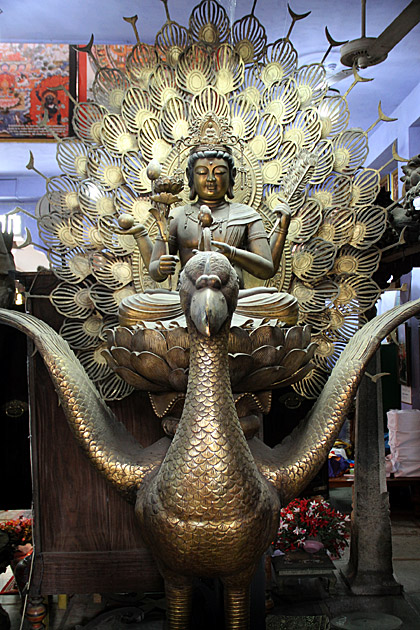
[136,254,279,628]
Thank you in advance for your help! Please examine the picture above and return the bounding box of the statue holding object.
[117,113,299,329]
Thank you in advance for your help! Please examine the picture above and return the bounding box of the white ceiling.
[1,0,420,179]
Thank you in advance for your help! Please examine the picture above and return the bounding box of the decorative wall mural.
[0,43,70,138]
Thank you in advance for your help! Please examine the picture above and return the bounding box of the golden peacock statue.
[2,1,419,628]
[1,257,419,629]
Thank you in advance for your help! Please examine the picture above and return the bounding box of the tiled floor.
[1,490,420,629]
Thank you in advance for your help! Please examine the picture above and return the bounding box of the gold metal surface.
[1,290,419,630]
[49,282,94,318]
[189,0,230,47]
[101,113,138,155]
[92,68,129,114]
[349,205,387,249]
[46,176,80,212]
[294,64,327,109]
[72,102,107,144]
[262,40,298,86]
[287,198,322,243]
[292,238,337,281]
[18,0,402,408]
[231,3,266,64]
[332,129,369,174]
[318,95,349,139]
[155,6,189,67]
[9,4,413,621]
[176,44,214,94]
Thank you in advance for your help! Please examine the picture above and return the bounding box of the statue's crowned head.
[183,112,239,201]
[186,146,236,200]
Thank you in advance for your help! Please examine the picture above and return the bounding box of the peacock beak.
[190,286,228,337]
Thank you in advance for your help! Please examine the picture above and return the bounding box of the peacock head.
[179,251,239,337]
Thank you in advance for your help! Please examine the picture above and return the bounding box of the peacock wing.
[250,297,420,504]
[0,308,170,503]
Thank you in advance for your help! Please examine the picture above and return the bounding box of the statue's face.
[193,157,230,201]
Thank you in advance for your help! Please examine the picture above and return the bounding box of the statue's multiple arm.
[212,238,274,279]
[148,211,180,281]
[270,204,291,274]
[147,203,291,283]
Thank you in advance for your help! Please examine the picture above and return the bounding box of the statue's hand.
[273,202,291,227]
[114,223,148,236]
[158,254,179,276]
[211,241,234,261]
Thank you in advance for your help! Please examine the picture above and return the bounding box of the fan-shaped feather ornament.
[126,44,158,89]
[287,198,322,243]
[155,5,189,67]
[78,181,115,219]
[56,138,89,180]
[262,79,299,126]
[50,281,94,319]
[176,45,215,94]
[231,1,267,64]
[262,39,298,86]
[229,95,259,141]
[350,168,381,208]
[92,68,130,114]
[316,207,355,248]
[101,113,138,155]
[294,64,327,109]
[24,0,394,401]
[121,87,155,134]
[189,0,230,48]
[47,175,80,212]
[214,44,244,95]
[72,102,107,144]
[48,248,91,284]
[318,95,349,139]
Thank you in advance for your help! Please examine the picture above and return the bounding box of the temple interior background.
[1,1,420,629]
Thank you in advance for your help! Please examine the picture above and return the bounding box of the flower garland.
[273,497,350,556]
[0,516,32,549]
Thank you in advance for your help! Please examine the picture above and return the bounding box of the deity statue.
[118,141,299,329]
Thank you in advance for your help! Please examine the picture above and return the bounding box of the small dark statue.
[401,154,420,228]
[0,230,15,309]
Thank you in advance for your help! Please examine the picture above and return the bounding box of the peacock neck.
[156,317,260,520]
[182,320,233,426]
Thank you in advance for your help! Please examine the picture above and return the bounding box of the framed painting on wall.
[396,322,411,386]
[391,168,399,201]
[0,43,71,138]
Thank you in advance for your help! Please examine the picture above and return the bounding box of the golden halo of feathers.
[32,0,388,401]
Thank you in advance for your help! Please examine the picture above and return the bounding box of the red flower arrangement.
[273,497,350,556]
[0,516,32,549]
